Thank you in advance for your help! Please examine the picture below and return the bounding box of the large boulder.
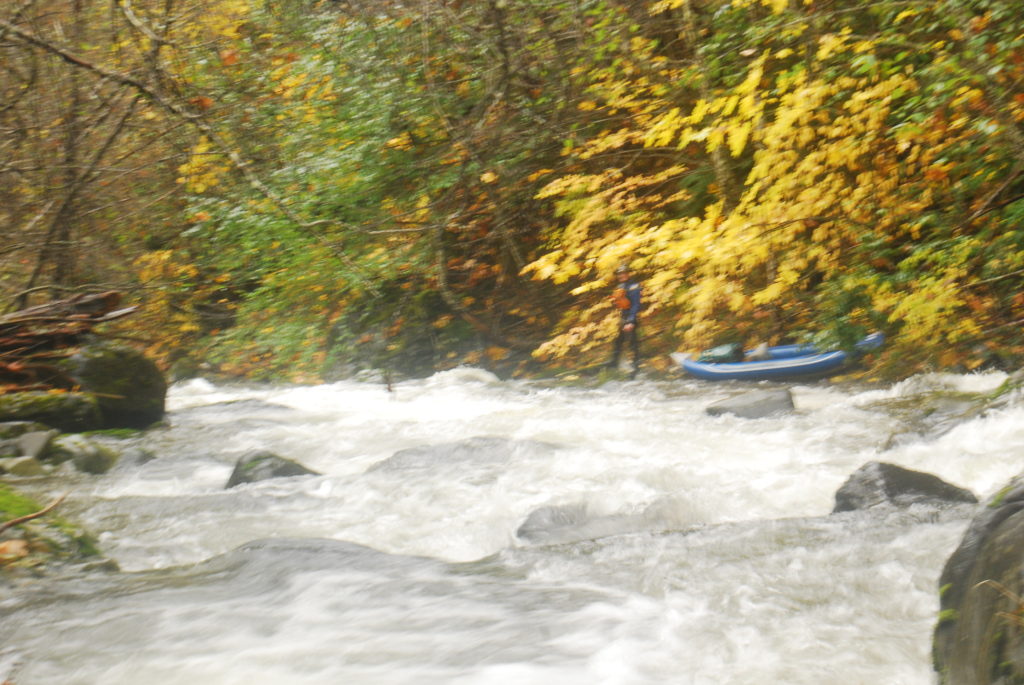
[225,451,320,489]
[0,391,102,432]
[934,475,1024,684]
[832,462,977,513]
[60,342,167,429]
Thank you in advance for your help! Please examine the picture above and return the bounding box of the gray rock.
[516,503,590,540]
[51,434,120,474]
[514,502,653,545]
[833,461,977,514]
[706,389,795,419]
[0,456,47,477]
[0,430,58,459]
[0,421,52,440]
[934,474,1024,683]
[225,450,320,489]
[17,430,58,459]
[116,447,157,467]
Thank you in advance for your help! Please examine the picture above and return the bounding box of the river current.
[2,369,1022,684]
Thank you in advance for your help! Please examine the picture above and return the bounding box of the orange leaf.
[0,539,29,562]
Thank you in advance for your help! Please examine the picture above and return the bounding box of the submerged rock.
[832,462,977,513]
[368,436,557,473]
[225,450,320,489]
[516,496,703,546]
[874,391,988,448]
[516,504,590,541]
[705,388,794,419]
[934,474,1024,684]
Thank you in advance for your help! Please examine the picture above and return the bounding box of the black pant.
[611,323,640,369]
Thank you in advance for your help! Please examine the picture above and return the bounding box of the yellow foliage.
[526,23,987,363]
[176,137,230,194]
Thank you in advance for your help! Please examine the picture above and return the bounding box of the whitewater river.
[2,368,1023,684]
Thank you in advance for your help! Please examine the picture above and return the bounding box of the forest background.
[3,0,1024,383]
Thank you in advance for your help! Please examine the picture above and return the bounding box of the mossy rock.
[60,342,167,429]
[0,483,106,572]
[225,450,320,488]
[0,391,103,432]
[0,421,53,440]
[49,434,120,474]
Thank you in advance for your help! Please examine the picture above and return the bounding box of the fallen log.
[0,291,125,325]
[0,291,137,394]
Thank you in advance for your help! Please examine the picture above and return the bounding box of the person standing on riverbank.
[608,264,642,376]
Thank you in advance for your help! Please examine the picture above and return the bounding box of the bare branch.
[116,0,173,47]
[0,14,383,296]
[0,492,68,535]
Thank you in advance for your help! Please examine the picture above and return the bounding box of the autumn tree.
[525,0,1024,375]
[143,0,639,378]
[0,0,190,311]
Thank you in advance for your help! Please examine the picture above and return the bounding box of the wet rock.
[514,502,651,545]
[17,430,59,459]
[50,434,120,474]
[0,421,52,440]
[832,461,977,513]
[934,474,1024,684]
[516,504,590,541]
[225,450,320,488]
[115,447,157,468]
[515,497,704,546]
[705,389,794,419]
[0,391,103,432]
[60,342,167,429]
[0,456,47,477]
[0,483,108,572]
[0,429,57,459]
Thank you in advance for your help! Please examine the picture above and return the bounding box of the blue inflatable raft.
[671,332,884,381]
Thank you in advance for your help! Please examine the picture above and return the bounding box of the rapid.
[3,369,1023,685]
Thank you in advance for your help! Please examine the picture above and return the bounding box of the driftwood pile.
[0,291,136,393]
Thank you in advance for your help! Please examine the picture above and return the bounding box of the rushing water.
[2,369,1023,684]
